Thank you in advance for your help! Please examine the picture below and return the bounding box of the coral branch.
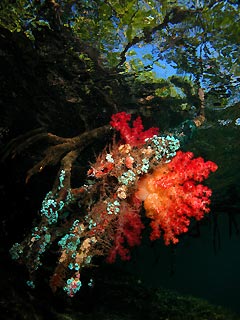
[110,112,158,146]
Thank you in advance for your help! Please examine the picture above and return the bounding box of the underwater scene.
[0,1,240,319]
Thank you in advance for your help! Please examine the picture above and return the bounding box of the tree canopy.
[1,0,239,95]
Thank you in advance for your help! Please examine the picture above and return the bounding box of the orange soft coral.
[135,151,218,245]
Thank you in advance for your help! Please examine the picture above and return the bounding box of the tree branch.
[193,87,205,127]
[25,124,111,182]
[116,7,198,68]
[2,125,112,183]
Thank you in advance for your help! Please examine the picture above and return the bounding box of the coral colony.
[10,112,217,297]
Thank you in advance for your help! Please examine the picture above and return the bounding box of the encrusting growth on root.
[7,89,218,297]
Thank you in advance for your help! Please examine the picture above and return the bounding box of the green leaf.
[128,50,137,56]
[125,26,133,42]
[142,53,153,60]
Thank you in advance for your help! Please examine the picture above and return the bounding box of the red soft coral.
[106,203,144,263]
[135,151,218,245]
[110,112,159,146]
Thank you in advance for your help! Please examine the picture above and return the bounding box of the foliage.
[1,0,239,97]
[0,0,51,40]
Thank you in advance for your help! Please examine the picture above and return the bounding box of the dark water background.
[122,212,240,313]
[121,101,240,314]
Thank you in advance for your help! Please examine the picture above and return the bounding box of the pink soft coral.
[110,112,159,146]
